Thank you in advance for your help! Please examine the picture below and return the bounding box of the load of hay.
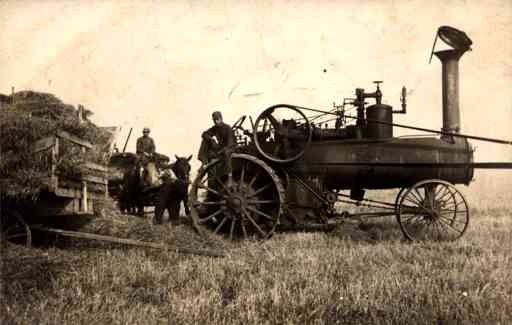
[85,197,228,253]
[0,90,113,199]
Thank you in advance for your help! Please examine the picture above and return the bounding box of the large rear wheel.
[189,154,285,241]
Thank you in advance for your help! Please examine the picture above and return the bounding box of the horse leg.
[169,202,180,224]
[155,183,172,224]
[136,196,144,217]
[183,194,190,217]
[154,201,164,225]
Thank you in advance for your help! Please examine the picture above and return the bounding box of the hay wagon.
[0,131,108,247]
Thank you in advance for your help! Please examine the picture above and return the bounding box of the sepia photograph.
[1,0,511,324]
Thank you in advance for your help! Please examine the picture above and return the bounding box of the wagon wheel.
[0,209,32,247]
[394,187,408,215]
[396,180,469,241]
[189,153,285,241]
[253,104,313,163]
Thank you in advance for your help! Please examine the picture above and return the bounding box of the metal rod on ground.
[30,225,225,257]
[122,127,133,153]
[277,223,336,232]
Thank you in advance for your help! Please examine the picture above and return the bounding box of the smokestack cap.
[438,26,473,51]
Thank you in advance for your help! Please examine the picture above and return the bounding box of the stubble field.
[1,179,511,324]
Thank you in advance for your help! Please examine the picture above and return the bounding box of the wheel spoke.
[400,206,423,214]
[194,200,227,206]
[213,217,228,235]
[262,118,269,134]
[197,184,224,198]
[439,209,466,214]
[436,185,454,203]
[404,192,422,206]
[404,197,429,213]
[434,184,445,198]
[437,216,463,236]
[247,206,274,221]
[435,217,458,238]
[401,213,421,224]
[241,220,248,240]
[248,170,261,188]
[249,183,274,197]
[199,207,225,223]
[404,215,426,228]
[247,200,279,205]
[438,214,464,226]
[438,212,464,229]
[440,201,464,210]
[214,173,231,193]
[272,143,282,156]
[242,208,266,237]
[413,188,426,205]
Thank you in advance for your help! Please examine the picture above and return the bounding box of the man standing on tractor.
[199,111,235,188]
[136,127,157,188]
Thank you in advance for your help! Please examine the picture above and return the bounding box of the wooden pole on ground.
[30,225,225,257]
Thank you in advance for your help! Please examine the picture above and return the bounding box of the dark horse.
[153,155,192,225]
[119,165,142,214]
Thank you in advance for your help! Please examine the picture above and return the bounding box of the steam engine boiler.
[261,30,477,210]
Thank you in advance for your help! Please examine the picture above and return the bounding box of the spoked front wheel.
[396,180,469,241]
[189,153,286,241]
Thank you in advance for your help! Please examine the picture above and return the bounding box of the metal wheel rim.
[397,179,469,241]
[189,153,285,241]
[0,209,32,247]
[253,104,313,164]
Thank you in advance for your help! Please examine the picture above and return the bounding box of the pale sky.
[1,0,511,174]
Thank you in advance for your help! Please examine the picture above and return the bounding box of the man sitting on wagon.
[198,111,235,188]
[136,127,157,187]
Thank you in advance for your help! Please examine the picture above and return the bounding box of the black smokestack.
[434,49,467,135]
[431,26,472,138]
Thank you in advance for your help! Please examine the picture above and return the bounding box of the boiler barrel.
[291,137,474,190]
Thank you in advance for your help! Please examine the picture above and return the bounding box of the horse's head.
[171,155,192,183]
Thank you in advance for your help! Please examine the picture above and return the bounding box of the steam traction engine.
[189,26,511,241]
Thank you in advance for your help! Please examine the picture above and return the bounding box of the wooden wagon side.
[31,130,108,216]
[1,131,109,247]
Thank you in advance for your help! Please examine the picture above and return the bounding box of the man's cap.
[212,111,223,120]
[143,127,150,133]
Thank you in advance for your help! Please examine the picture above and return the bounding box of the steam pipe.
[392,86,407,114]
